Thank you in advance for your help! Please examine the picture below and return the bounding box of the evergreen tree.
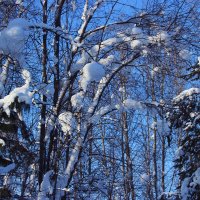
[165,66,200,199]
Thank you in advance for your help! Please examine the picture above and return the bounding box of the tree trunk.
[151,66,158,200]
[39,0,47,186]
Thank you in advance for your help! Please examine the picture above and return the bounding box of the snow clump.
[80,61,105,91]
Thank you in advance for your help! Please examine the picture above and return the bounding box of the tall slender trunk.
[153,117,158,200]
[161,135,165,192]
[122,112,135,200]
[151,66,158,200]
[74,112,81,199]
[39,0,48,186]
[120,76,135,200]
[52,1,65,199]
[161,69,166,193]
[146,112,154,200]
[88,128,93,198]
[121,122,127,200]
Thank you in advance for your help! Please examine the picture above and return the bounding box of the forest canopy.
[0,0,199,199]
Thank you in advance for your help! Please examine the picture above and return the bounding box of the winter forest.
[0,0,199,199]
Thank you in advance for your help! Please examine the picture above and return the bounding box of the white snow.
[58,112,75,134]
[80,62,105,91]
[81,0,88,21]
[0,69,32,116]
[71,91,84,109]
[123,99,144,110]
[86,0,104,18]
[72,51,88,72]
[189,112,196,118]
[198,56,200,65]
[99,55,115,66]
[101,37,119,47]
[77,0,103,41]
[119,26,147,50]
[149,31,169,44]
[22,69,31,84]
[157,31,169,42]
[89,37,120,59]
[65,137,82,177]
[151,66,160,76]
[15,0,23,4]
[142,49,148,56]
[0,59,9,95]
[175,146,184,158]
[0,139,5,147]
[90,105,110,123]
[38,170,53,200]
[130,40,142,49]
[55,136,83,199]
[119,87,125,92]
[151,121,157,130]
[173,88,200,102]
